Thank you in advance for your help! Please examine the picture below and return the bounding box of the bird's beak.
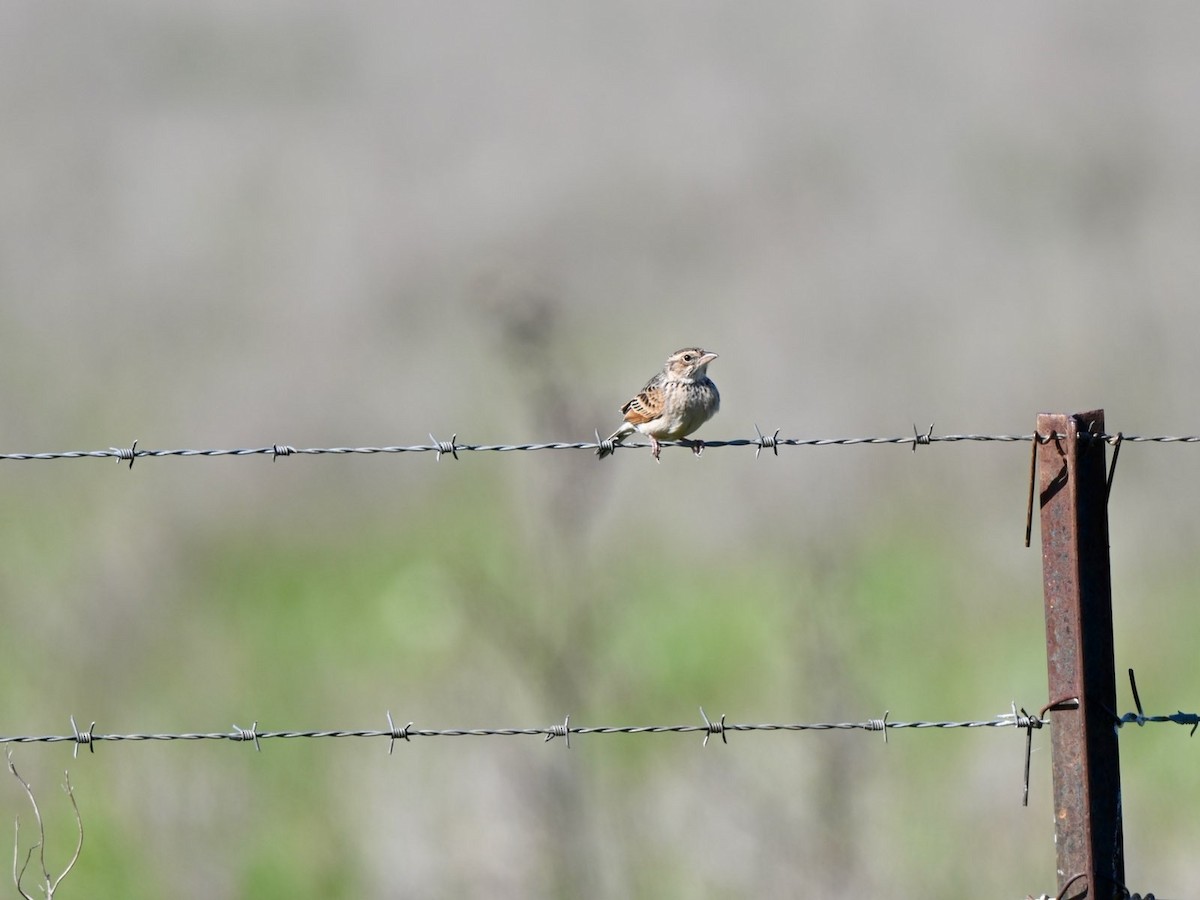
[699,351,718,365]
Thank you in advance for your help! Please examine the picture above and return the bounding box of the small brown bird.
[597,348,720,461]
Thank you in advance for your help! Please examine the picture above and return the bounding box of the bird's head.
[664,347,718,380]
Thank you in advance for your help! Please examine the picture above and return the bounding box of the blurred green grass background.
[4,4,1200,898]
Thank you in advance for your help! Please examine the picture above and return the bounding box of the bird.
[597,347,720,461]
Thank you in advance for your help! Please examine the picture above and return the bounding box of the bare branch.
[14,835,37,900]
[8,751,41,900]
[7,752,83,900]
[49,773,83,892]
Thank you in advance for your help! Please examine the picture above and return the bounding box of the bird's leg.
[651,436,662,461]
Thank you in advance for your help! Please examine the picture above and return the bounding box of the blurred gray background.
[3,3,1199,898]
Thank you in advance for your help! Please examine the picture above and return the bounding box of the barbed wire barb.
[594,428,616,458]
[869,710,890,743]
[912,423,934,452]
[233,722,262,752]
[109,439,137,469]
[428,433,459,462]
[1119,669,1200,736]
[699,707,727,746]
[68,718,94,759]
[544,715,570,749]
[753,424,780,459]
[386,712,413,755]
[1007,701,1038,807]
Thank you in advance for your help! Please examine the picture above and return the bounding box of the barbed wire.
[2,701,1196,757]
[3,428,1199,466]
[0,709,1043,757]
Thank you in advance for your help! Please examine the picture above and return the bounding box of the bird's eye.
[682,353,695,362]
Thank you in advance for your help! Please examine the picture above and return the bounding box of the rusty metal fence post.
[1036,410,1124,900]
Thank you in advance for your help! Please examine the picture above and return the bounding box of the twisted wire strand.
[0,711,1059,752]
[3,431,1197,464]
[4,704,1189,792]
[8,701,1192,753]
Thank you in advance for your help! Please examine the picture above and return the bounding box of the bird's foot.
[689,439,706,457]
[651,437,662,461]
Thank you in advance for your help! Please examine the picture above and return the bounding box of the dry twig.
[7,751,82,899]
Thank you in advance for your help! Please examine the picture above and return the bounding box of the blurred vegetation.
[5,4,1200,898]
[11,458,1194,898]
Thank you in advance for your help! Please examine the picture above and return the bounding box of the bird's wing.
[620,373,667,425]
